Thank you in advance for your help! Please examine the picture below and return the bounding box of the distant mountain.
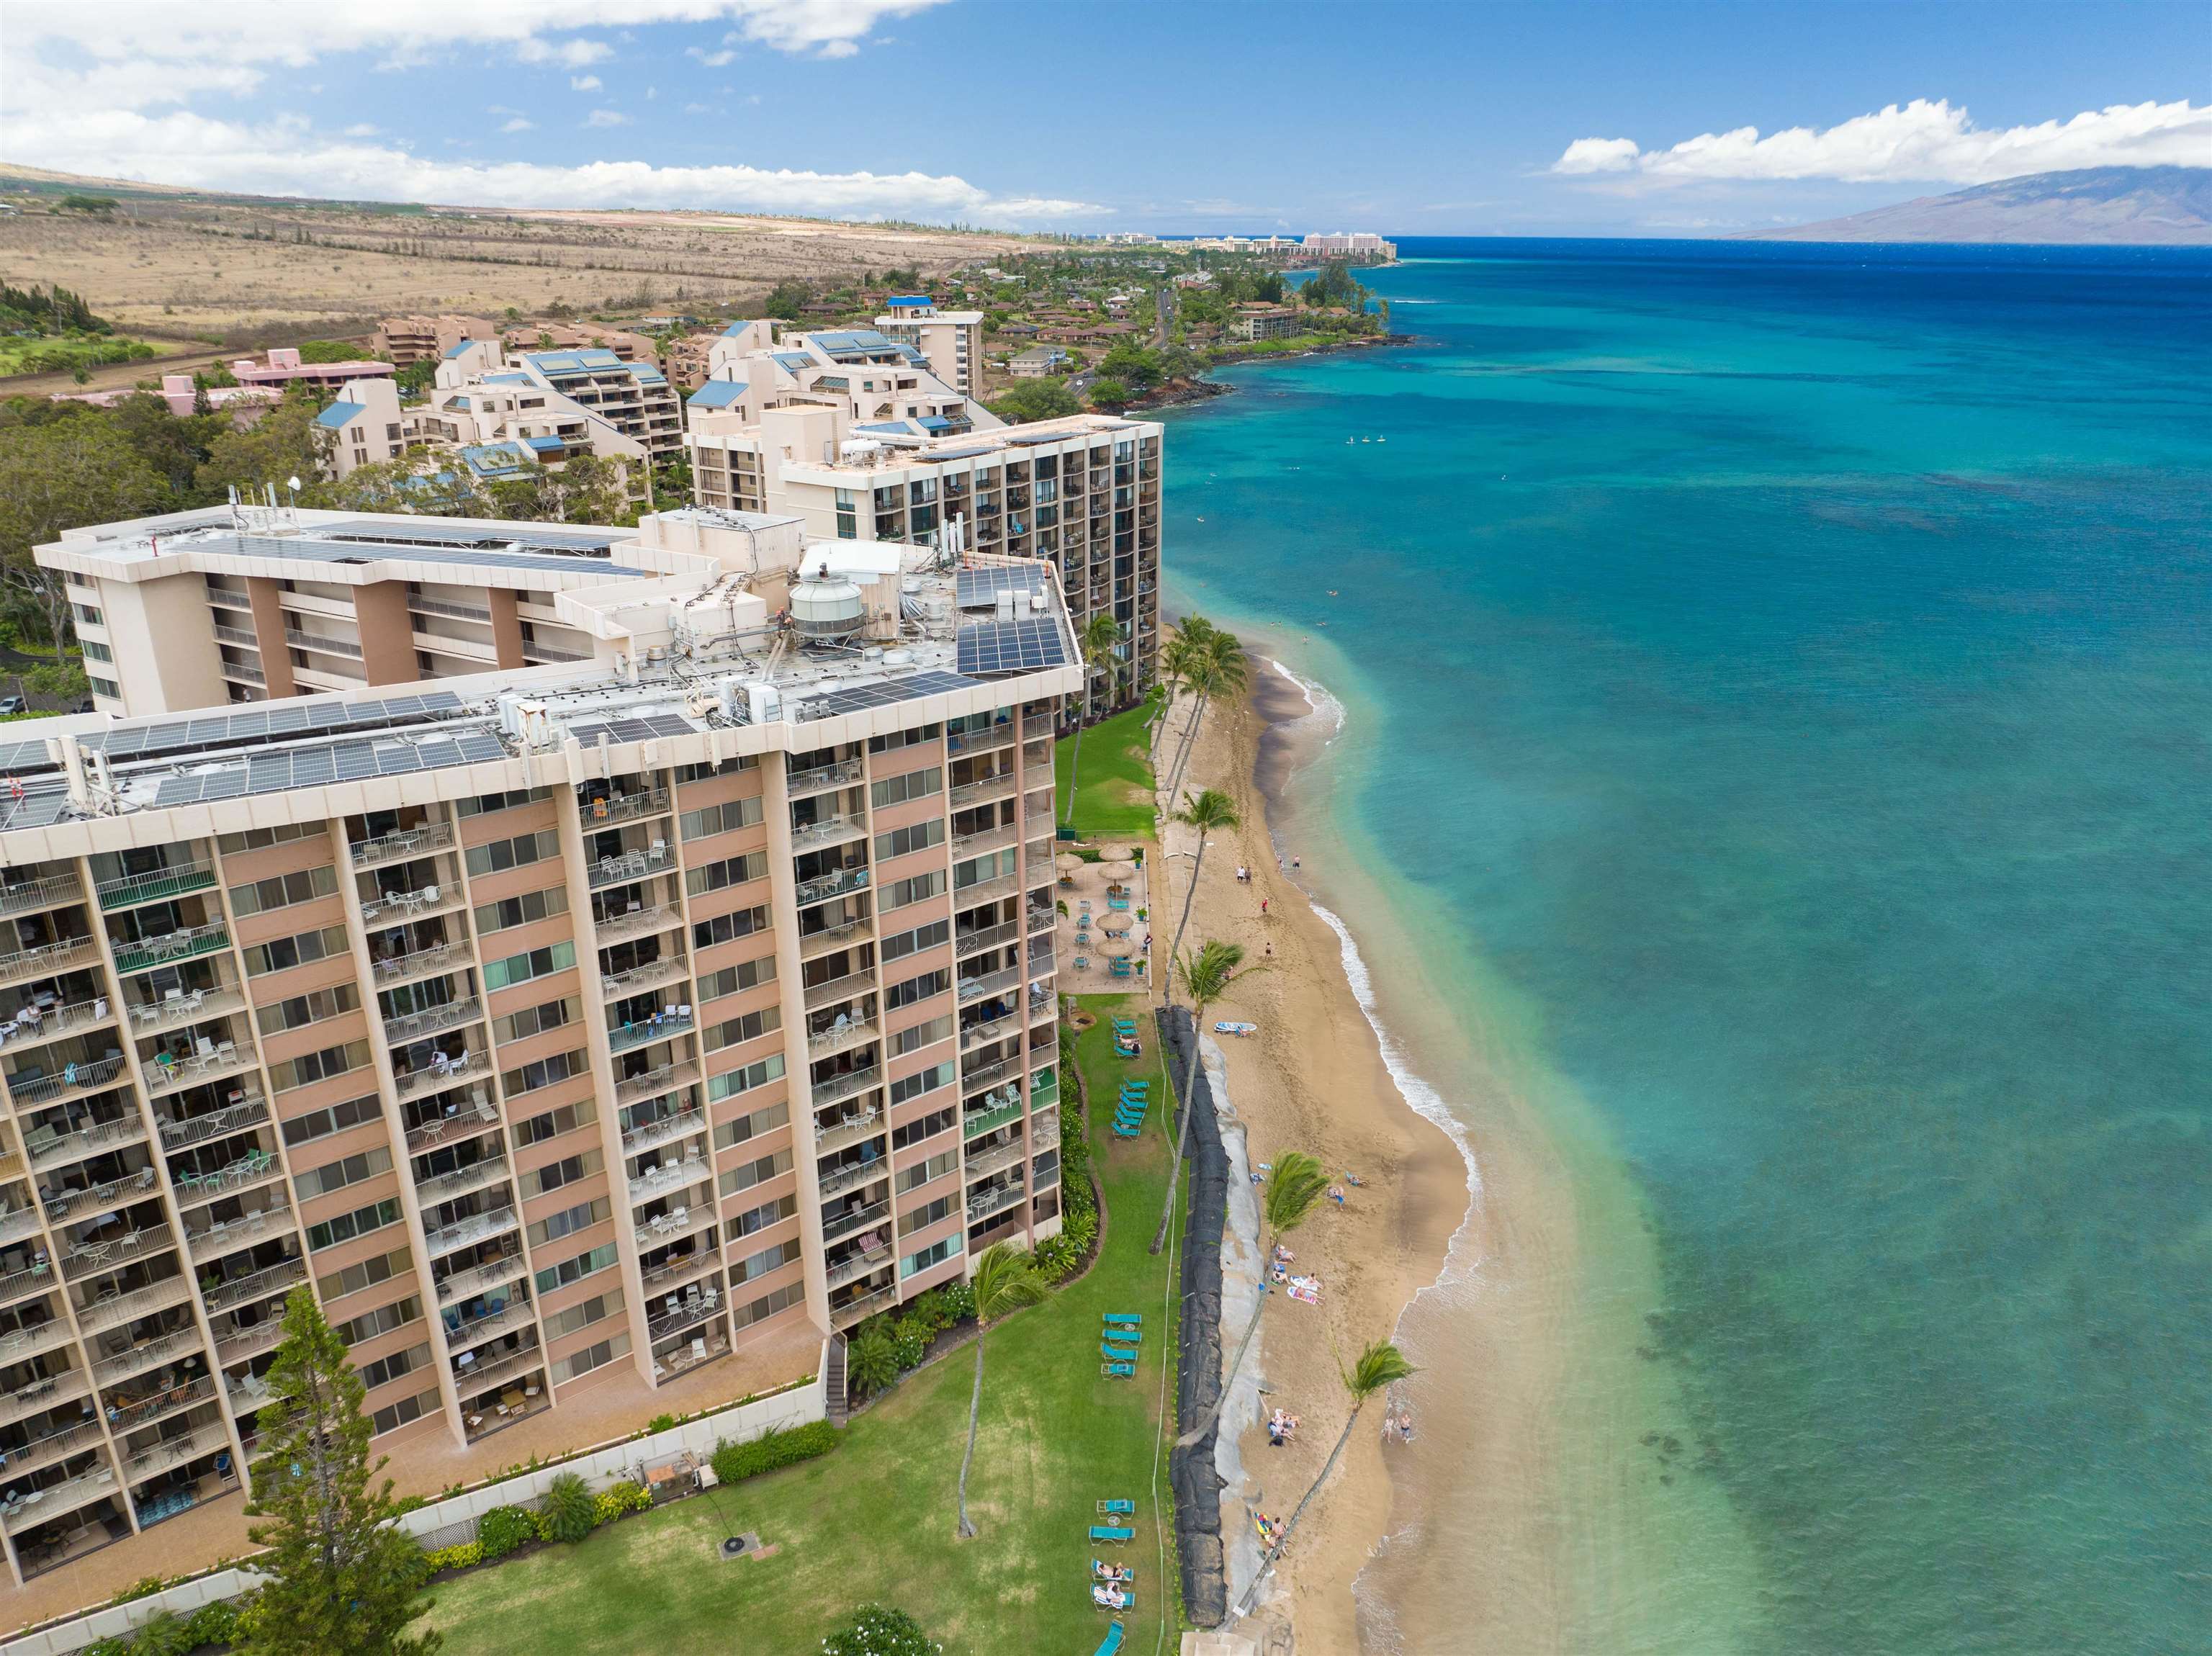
[1740,167,2211,246]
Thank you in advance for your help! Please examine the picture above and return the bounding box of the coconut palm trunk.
[956,1243,1046,1538]
[955,1333,987,1539]
[1162,788,1238,1012]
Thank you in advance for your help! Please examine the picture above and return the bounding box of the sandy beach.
[1153,667,1467,1650]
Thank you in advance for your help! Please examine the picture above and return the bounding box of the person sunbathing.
[1092,1585,1130,1610]
[1094,1561,1133,1583]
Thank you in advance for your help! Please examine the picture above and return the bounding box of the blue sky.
[4,1,2206,235]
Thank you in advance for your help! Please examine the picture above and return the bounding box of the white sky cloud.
[1554,99,2212,185]
[500,117,534,132]
[688,47,738,66]
[7,107,1100,223]
[569,74,603,91]
[583,109,629,127]
[514,36,611,68]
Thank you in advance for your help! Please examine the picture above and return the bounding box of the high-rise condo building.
[0,504,1074,1590]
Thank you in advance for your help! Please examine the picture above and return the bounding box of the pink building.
[228,345,394,389]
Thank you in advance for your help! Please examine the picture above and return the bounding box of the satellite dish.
[286,476,302,492]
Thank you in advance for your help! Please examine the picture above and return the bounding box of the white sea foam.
[1269,655,1348,744]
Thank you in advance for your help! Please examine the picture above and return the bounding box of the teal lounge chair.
[1101,1359,1134,1378]
[1089,1525,1133,1544]
[1094,1593,1133,1614]
[1100,1326,1141,1343]
[1094,1621,1125,1656]
[1102,1341,1138,1362]
[1097,1498,1135,1515]
[1102,1315,1141,1329]
[1112,1122,1142,1140]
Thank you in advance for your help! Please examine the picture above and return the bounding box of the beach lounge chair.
[1102,1341,1138,1362]
[1094,1619,1126,1655]
[1111,1018,1138,1032]
[1100,1325,1141,1342]
[1102,1315,1141,1329]
[1114,1114,1146,1133]
[1089,1525,1134,1544]
[1092,1588,1133,1613]
[1109,958,1133,978]
[1097,1498,1135,1515]
[1100,1359,1134,1378]
[1112,1122,1142,1140]
[1115,1102,1146,1120]
[1108,894,1130,910]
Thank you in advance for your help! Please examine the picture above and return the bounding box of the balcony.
[372,939,472,986]
[184,1198,293,1262]
[408,595,490,623]
[359,885,459,927]
[644,1288,723,1343]
[814,1109,884,1156]
[1030,1105,1060,1145]
[818,1157,889,1200]
[1,1367,90,1429]
[33,1110,149,1168]
[956,919,1019,960]
[215,1318,286,1365]
[2,1461,116,1536]
[807,1017,876,1059]
[799,917,868,961]
[787,757,863,798]
[6,1416,105,1477]
[616,1061,700,1107]
[145,1040,256,1099]
[627,1154,709,1206]
[960,1012,1018,1052]
[0,934,99,986]
[423,1204,520,1259]
[350,820,454,868]
[620,1100,705,1158]
[1022,713,1055,740]
[595,903,678,944]
[0,1314,75,1363]
[126,982,246,1036]
[961,1055,1014,1093]
[601,958,689,1003]
[963,1099,1023,1140]
[953,822,1018,860]
[107,1372,217,1436]
[588,845,673,889]
[955,874,1019,911]
[0,1259,55,1308]
[1026,906,1057,937]
[1028,1071,1061,1110]
[640,1247,720,1293]
[585,788,670,825]
[436,1249,529,1307]
[967,1182,1025,1225]
[60,1224,174,1282]
[947,724,1016,758]
[446,1296,534,1352]
[112,923,229,977]
[457,1341,542,1395]
[795,865,870,909]
[956,966,1022,1005]
[96,863,215,912]
[967,1138,1027,1180]
[791,811,868,854]
[381,999,480,1049]
[809,1063,881,1109]
[949,773,1018,810]
[822,1197,889,1245]
[392,1050,487,1103]
[0,871,82,917]
[202,1255,307,1314]
[95,1326,204,1385]
[174,1146,285,1208]
[830,1284,895,1330]
[43,1165,161,1225]
[804,969,875,1013]
[415,1155,510,1207]
[825,1240,891,1290]
[124,1418,229,1484]
[405,1097,498,1153]
[635,1204,714,1251]
[6,1053,127,1108]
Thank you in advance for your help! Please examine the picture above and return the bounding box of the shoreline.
[1154,661,1467,1649]
[1129,333,1419,411]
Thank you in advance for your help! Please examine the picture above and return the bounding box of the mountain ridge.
[1736,166,2211,246]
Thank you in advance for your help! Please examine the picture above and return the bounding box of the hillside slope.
[1741,167,2211,246]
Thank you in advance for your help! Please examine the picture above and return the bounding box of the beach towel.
[1287,1276,1321,1305]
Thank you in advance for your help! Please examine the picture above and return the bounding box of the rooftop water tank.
[790,561,866,643]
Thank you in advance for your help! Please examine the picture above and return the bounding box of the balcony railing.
[96,863,215,911]
[408,595,491,622]
[2,1462,114,1534]
[818,1157,889,1199]
[601,958,689,1003]
[60,1225,172,1281]
[645,1289,723,1342]
[961,1012,1017,1052]
[0,872,82,917]
[34,1111,149,1167]
[126,983,246,1035]
[830,1284,895,1329]
[627,1155,709,1205]
[949,773,1018,810]
[588,845,673,888]
[585,788,670,825]
[966,1182,1025,1224]
[814,1110,884,1156]
[595,903,677,943]
[384,998,482,1045]
[423,1204,520,1259]
[446,1296,534,1351]
[804,969,876,1013]
[807,1017,876,1058]
[112,923,229,976]
[184,1197,293,1261]
[791,815,866,851]
[634,1205,714,1250]
[956,966,1022,1005]
[0,934,99,985]
[96,1326,202,1385]
[435,1249,529,1306]
[640,1247,720,1292]
[948,724,1015,757]
[953,823,1018,860]
[966,1138,1027,1179]
[615,1061,699,1107]
[144,1040,256,1099]
[351,820,456,868]
[6,1053,126,1107]
[42,1165,160,1224]
[809,1063,881,1109]
[955,874,1019,912]
[359,886,458,927]
[620,1102,705,1158]
[795,866,869,908]
[825,1241,891,1290]
[457,1340,542,1395]
[956,919,1019,960]
[125,1418,228,1482]
[392,1051,487,1102]
[963,1099,1023,1140]
[787,757,863,797]
[822,1197,889,1245]
[6,1416,105,1475]
[372,938,472,986]
[799,917,868,961]
[415,1156,510,1207]
[203,1254,307,1313]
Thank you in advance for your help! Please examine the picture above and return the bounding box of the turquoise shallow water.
[1164,240,2212,1653]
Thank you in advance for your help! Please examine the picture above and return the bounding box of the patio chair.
[1100,1361,1134,1379]
[1088,1525,1133,1544]
[1112,1122,1141,1140]
[1097,1498,1135,1515]
[1101,1341,1138,1362]
[1102,1315,1141,1330]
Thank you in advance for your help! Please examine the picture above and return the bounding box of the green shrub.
[111,1575,174,1606]
[889,1316,930,1369]
[821,1603,942,1655]
[938,1279,976,1321]
[710,1420,838,1486]
[84,1601,242,1656]
[848,1327,899,1398]
[423,1540,485,1572]
[591,1482,652,1525]
[477,1504,536,1560]
[1033,1233,1082,1282]
[543,1471,595,1544]
[908,1288,951,1334]
[645,1411,678,1434]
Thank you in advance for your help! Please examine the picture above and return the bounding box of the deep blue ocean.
[1163,238,2212,1653]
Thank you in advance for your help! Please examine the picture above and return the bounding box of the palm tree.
[1061,613,1127,829]
[1151,940,1254,1256]
[1164,628,1248,811]
[1140,680,1174,778]
[1154,618,1212,783]
[1177,1149,1328,1447]
[1234,1339,1419,1618]
[955,1242,1048,1537]
[1163,787,1240,1007]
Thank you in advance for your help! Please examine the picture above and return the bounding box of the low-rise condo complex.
[0,503,1076,1589]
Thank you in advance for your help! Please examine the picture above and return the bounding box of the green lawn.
[1055,706,1158,840]
[424,999,1182,1655]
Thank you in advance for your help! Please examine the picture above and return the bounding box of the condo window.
[733,1281,804,1328]
[713,1102,789,1152]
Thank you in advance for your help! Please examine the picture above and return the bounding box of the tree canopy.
[989,379,1082,424]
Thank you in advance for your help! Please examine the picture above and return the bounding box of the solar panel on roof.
[789,670,980,722]
[0,737,55,775]
[956,618,1070,677]
[956,565,1048,609]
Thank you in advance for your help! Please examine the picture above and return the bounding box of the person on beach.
[1328,1184,1346,1209]
[1261,898,1269,916]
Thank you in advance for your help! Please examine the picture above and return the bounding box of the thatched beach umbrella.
[1055,852,1086,875]
[1103,859,1137,881]
[1100,912,1133,935]
[1100,935,1136,957]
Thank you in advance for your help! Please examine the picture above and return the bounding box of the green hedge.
[709,1420,837,1486]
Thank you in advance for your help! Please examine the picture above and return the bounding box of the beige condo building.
[0,505,1074,1592]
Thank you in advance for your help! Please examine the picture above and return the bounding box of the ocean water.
[1161,239,2212,1653]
